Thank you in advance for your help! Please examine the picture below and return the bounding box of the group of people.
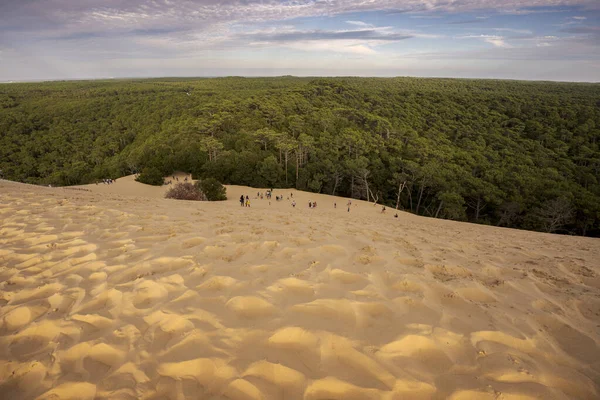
[256,190,274,200]
[255,190,294,202]
[96,178,116,185]
[242,190,295,207]
[239,190,400,219]
[240,195,251,207]
[238,191,342,212]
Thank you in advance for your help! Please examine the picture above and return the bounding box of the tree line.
[1,77,599,236]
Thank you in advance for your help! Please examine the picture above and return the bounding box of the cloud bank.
[0,0,598,81]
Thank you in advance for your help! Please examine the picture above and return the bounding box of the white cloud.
[500,34,561,48]
[285,40,377,55]
[411,32,446,39]
[346,21,372,28]
[573,16,587,20]
[484,37,511,48]
[235,25,415,56]
[460,34,512,48]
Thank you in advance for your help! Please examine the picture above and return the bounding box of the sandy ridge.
[0,175,599,399]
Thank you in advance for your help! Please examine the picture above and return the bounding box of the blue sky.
[0,1,599,81]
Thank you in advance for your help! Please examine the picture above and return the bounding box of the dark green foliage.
[135,167,164,186]
[1,77,599,236]
[259,155,282,187]
[196,178,227,201]
[165,182,206,201]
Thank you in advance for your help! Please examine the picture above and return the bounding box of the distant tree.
[259,155,281,187]
[196,178,227,201]
[200,136,224,162]
[252,128,276,151]
[274,136,297,185]
[436,191,466,220]
[136,167,164,186]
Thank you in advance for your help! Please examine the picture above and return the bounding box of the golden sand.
[0,173,599,399]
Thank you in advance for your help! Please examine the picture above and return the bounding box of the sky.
[0,0,599,82]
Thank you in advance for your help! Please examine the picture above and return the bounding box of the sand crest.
[0,175,599,399]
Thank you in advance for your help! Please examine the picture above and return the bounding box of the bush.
[136,167,164,186]
[165,182,207,201]
[196,178,227,201]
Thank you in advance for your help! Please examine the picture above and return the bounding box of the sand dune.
[1,175,599,399]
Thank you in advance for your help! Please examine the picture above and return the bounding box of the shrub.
[136,167,164,186]
[165,182,207,201]
[196,178,227,201]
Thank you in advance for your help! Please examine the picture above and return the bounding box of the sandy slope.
[1,175,599,400]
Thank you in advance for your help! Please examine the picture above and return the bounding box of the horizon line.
[2,75,599,84]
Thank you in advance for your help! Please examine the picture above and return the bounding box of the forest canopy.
[1,77,599,236]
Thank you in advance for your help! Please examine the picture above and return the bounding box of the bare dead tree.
[355,168,372,202]
[368,188,379,205]
[467,195,486,221]
[535,197,574,233]
[331,169,343,196]
[395,181,407,210]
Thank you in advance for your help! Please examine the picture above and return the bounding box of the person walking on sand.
[240,195,245,207]
[381,205,386,213]
[334,202,336,209]
[292,200,296,208]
